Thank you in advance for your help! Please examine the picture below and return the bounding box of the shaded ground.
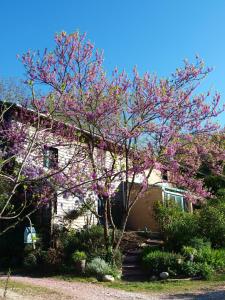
[1,276,225,300]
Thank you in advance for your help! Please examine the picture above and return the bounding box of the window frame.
[43,146,58,169]
[163,189,185,210]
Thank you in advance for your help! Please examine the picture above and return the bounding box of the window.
[43,147,58,169]
[162,170,168,181]
[164,191,184,210]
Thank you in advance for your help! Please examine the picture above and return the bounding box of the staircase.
[121,231,164,281]
[122,248,146,281]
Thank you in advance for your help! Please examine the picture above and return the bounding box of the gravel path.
[1,276,159,300]
[1,276,225,300]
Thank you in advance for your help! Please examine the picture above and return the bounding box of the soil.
[1,276,225,300]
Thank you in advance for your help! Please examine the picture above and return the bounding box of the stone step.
[122,263,141,269]
[123,255,140,263]
[126,248,142,255]
[122,268,146,276]
[146,239,164,245]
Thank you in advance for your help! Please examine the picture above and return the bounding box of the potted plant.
[72,251,87,274]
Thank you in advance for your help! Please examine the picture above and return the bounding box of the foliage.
[181,262,214,280]
[142,250,183,276]
[208,249,225,270]
[154,201,200,251]
[155,197,225,251]
[72,251,87,262]
[141,247,217,280]
[86,257,119,279]
[181,238,211,260]
[199,200,225,248]
[112,248,123,268]
[182,246,197,258]
[181,244,225,278]
[42,247,64,269]
[187,238,211,250]
[193,247,225,271]
[61,225,122,266]
[61,226,106,261]
[23,253,37,269]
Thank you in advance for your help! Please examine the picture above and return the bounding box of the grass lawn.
[56,273,225,294]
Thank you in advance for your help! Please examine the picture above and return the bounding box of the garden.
[140,183,225,281]
[1,185,225,286]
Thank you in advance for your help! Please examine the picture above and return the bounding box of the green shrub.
[200,263,214,280]
[61,226,106,261]
[181,261,214,279]
[141,246,159,258]
[113,248,123,268]
[72,251,87,262]
[42,247,64,269]
[182,239,211,261]
[142,248,216,279]
[194,248,225,271]
[154,201,200,251]
[154,199,225,251]
[210,249,225,270]
[86,257,114,279]
[182,246,197,258]
[187,238,211,250]
[199,202,225,248]
[182,243,225,273]
[181,261,199,277]
[61,225,122,267]
[142,250,183,276]
[23,253,37,269]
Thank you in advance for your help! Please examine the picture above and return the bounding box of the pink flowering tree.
[19,31,225,255]
[0,81,97,236]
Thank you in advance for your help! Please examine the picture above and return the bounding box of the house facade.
[1,103,190,235]
[126,183,191,232]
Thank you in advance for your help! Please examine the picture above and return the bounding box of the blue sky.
[0,0,225,125]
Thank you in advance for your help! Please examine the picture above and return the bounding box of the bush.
[61,225,122,267]
[142,250,183,276]
[194,247,225,271]
[187,238,211,250]
[23,243,44,269]
[209,249,225,270]
[182,243,225,274]
[181,261,214,280]
[142,248,216,279]
[182,246,197,259]
[72,251,87,262]
[23,253,37,269]
[113,248,123,268]
[42,247,64,269]
[181,238,211,261]
[199,201,225,248]
[86,257,117,279]
[61,226,106,261]
[154,201,200,251]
